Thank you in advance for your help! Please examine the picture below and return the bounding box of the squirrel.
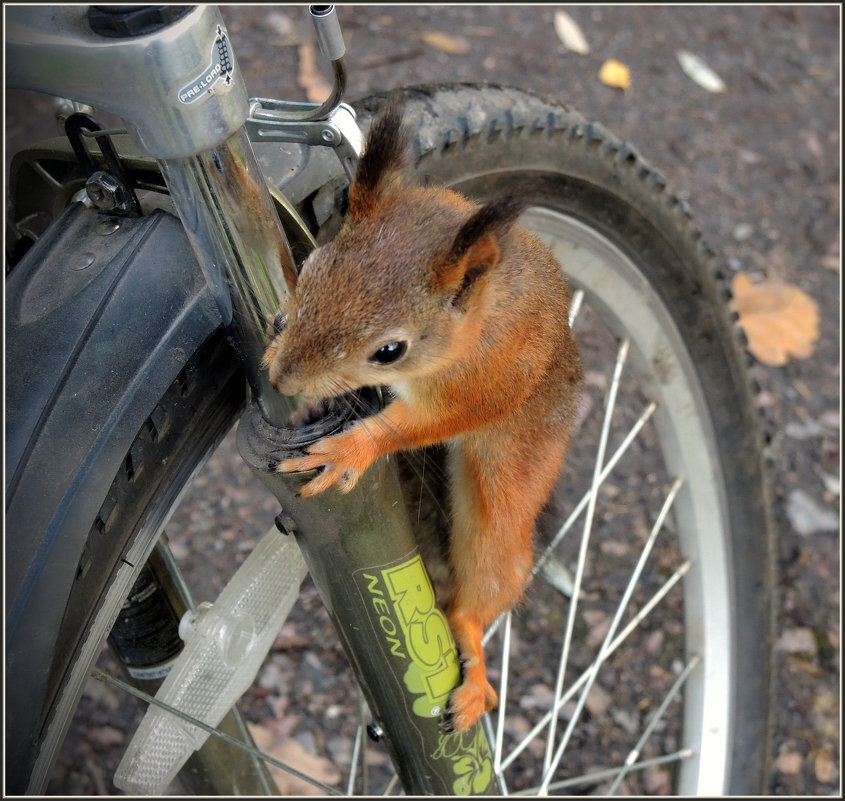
[262,99,583,732]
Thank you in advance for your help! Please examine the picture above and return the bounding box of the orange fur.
[264,101,583,730]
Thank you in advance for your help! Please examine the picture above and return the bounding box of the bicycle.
[5,4,775,795]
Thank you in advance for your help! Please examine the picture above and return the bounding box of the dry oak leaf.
[599,59,631,89]
[247,722,341,795]
[729,273,819,366]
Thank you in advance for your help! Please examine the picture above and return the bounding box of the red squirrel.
[263,100,583,731]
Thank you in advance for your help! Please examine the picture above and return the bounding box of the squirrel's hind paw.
[445,679,498,732]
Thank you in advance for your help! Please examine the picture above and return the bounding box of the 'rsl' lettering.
[384,557,460,707]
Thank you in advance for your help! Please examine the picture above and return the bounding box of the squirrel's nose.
[266,356,302,397]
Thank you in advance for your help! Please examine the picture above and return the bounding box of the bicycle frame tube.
[238,403,498,796]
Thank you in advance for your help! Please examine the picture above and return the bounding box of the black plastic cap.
[87,5,194,38]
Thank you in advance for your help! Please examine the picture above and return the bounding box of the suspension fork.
[7,4,496,793]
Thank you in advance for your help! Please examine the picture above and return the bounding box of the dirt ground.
[5,4,840,796]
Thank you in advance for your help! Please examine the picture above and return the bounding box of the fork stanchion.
[238,399,499,795]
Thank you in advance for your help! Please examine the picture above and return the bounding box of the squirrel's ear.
[435,192,526,309]
[348,98,407,219]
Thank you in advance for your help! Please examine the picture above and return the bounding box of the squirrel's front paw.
[277,430,371,496]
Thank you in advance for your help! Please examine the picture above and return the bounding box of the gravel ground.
[5,4,840,796]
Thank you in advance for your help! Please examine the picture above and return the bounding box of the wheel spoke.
[499,558,692,772]
[382,773,400,795]
[539,478,684,793]
[347,722,364,795]
[530,399,658,580]
[511,749,695,795]
[90,668,344,796]
[483,397,657,650]
[607,656,702,795]
[568,288,585,327]
[543,338,630,777]
[492,612,514,792]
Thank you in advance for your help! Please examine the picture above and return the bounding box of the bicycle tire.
[347,84,775,795]
[20,83,775,796]
[15,330,247,793]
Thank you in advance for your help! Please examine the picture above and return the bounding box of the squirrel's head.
[263,98,527,400]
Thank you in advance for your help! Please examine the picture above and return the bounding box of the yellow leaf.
[418,31,471,55]
[729,273,819,366]
[599,59,631,89]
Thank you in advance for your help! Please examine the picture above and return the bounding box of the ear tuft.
[448,191,527,263]
[433,190,530,308]
[348,96,408,218]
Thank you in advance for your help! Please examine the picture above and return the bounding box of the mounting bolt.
[274,512,297,536]
[86,170,129,212]
[366,722,385,742]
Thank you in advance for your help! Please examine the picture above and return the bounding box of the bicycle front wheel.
[23,83,775,796]
[349,84,775,795]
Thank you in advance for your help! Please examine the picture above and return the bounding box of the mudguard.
[4,200,226,782]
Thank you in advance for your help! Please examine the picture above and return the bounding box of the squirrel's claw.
[277,434,366,496]
[298,465,360,497]
[444,679,498,733]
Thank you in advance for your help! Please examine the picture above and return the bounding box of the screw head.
[366,722,384,742]
[86,171,127,211]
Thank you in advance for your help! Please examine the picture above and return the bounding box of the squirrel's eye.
[369,341,407,365]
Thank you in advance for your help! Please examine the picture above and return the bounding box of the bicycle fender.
[5,202,226,767]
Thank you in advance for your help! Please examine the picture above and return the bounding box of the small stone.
[584,683,612,717]
[519,683,556,711]
[733,222,754,241]
[785,419,824,439]
[786,489,839,535]
[776,627,818,656]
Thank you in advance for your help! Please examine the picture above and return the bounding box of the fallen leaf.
[814,749,837,783]
[297,43,331,103]
[775,750,803,775]
[676,50,726,92]
[729,273,819,366]
[88,725,126,748]
[599,59,631,89]
[784,655,825,678]
[554,11,590,54]
[248,723,341,795]
[417,31,471,55]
